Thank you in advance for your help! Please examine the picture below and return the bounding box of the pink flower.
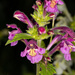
[13,10,33,28]
[44,0,63,13]
[60,40,75,61]
[20,40,45,64]
[64,54,71,61]
[32,5,38,11]
[38,27,46,34]
[6,24,22,46]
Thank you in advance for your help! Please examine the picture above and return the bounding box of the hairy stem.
[52,16,55,28]
[36,63,40,75]
[50,16,55,43]
[36,40,41,75]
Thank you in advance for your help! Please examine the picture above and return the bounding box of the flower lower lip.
[29,49,37,56]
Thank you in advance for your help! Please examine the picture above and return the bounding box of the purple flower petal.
[46,35,62,50]
[32,5,38,10]
[8,28,22,40]
[44,0,63,13]
[46,5,59,13]
[57,0,64,5]
[8,32,15,40]
[64,54,71,61]
[13,10,33,28]
[27,53,43,64]
[48,43,61,56]
[28,40,37,45]
[38,48,45,54]
[11,41,18,46]
[8,30,20,40]
[20,49,27,57]
[60,41,70,54]
[6,24,18,29]
[72,48,75,52]
[52,26,75,38]
[62,33,68,39]
[65,37,75,42]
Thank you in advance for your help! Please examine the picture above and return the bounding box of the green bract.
[31,4,51,26]
[27,26,52,40]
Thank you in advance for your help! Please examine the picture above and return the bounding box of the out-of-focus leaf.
[69,70,75,75]
[71,52,75,59]
[69,16,75,30]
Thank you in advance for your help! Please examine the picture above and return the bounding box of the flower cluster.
[47,27,75,61]
[6,0,75,65]
[20,40,45,64]
[6,10,46,64]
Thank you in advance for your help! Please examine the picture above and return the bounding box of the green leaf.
[5,33,32,46]
[39,62,56,75]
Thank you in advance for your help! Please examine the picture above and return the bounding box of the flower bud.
[46,57,51,61]
[36,0,42,6]
[32,5,38,11]
[47,30,54,35]
[49,13,55,18]
[43,56,51,65]
[38,27,46,34]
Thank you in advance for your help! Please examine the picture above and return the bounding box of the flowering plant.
[5,0,75,75]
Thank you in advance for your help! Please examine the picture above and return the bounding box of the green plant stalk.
[36,63,40,75]
[36,40,41,75]
[50,16,55,43]
[52,16,55,28]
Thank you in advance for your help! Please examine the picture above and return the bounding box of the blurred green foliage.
[69,16,75,30]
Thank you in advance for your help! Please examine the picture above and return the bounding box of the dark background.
[0,0,75,75]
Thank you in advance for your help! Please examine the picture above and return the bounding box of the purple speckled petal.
[38,48,45,54]
[6,24,18,29]
[27,53,43,64]
[13,10,33,28]
[20,48,27,57]
[52,26,75,38]
[64,54,71,61]
[11,41,18,46]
